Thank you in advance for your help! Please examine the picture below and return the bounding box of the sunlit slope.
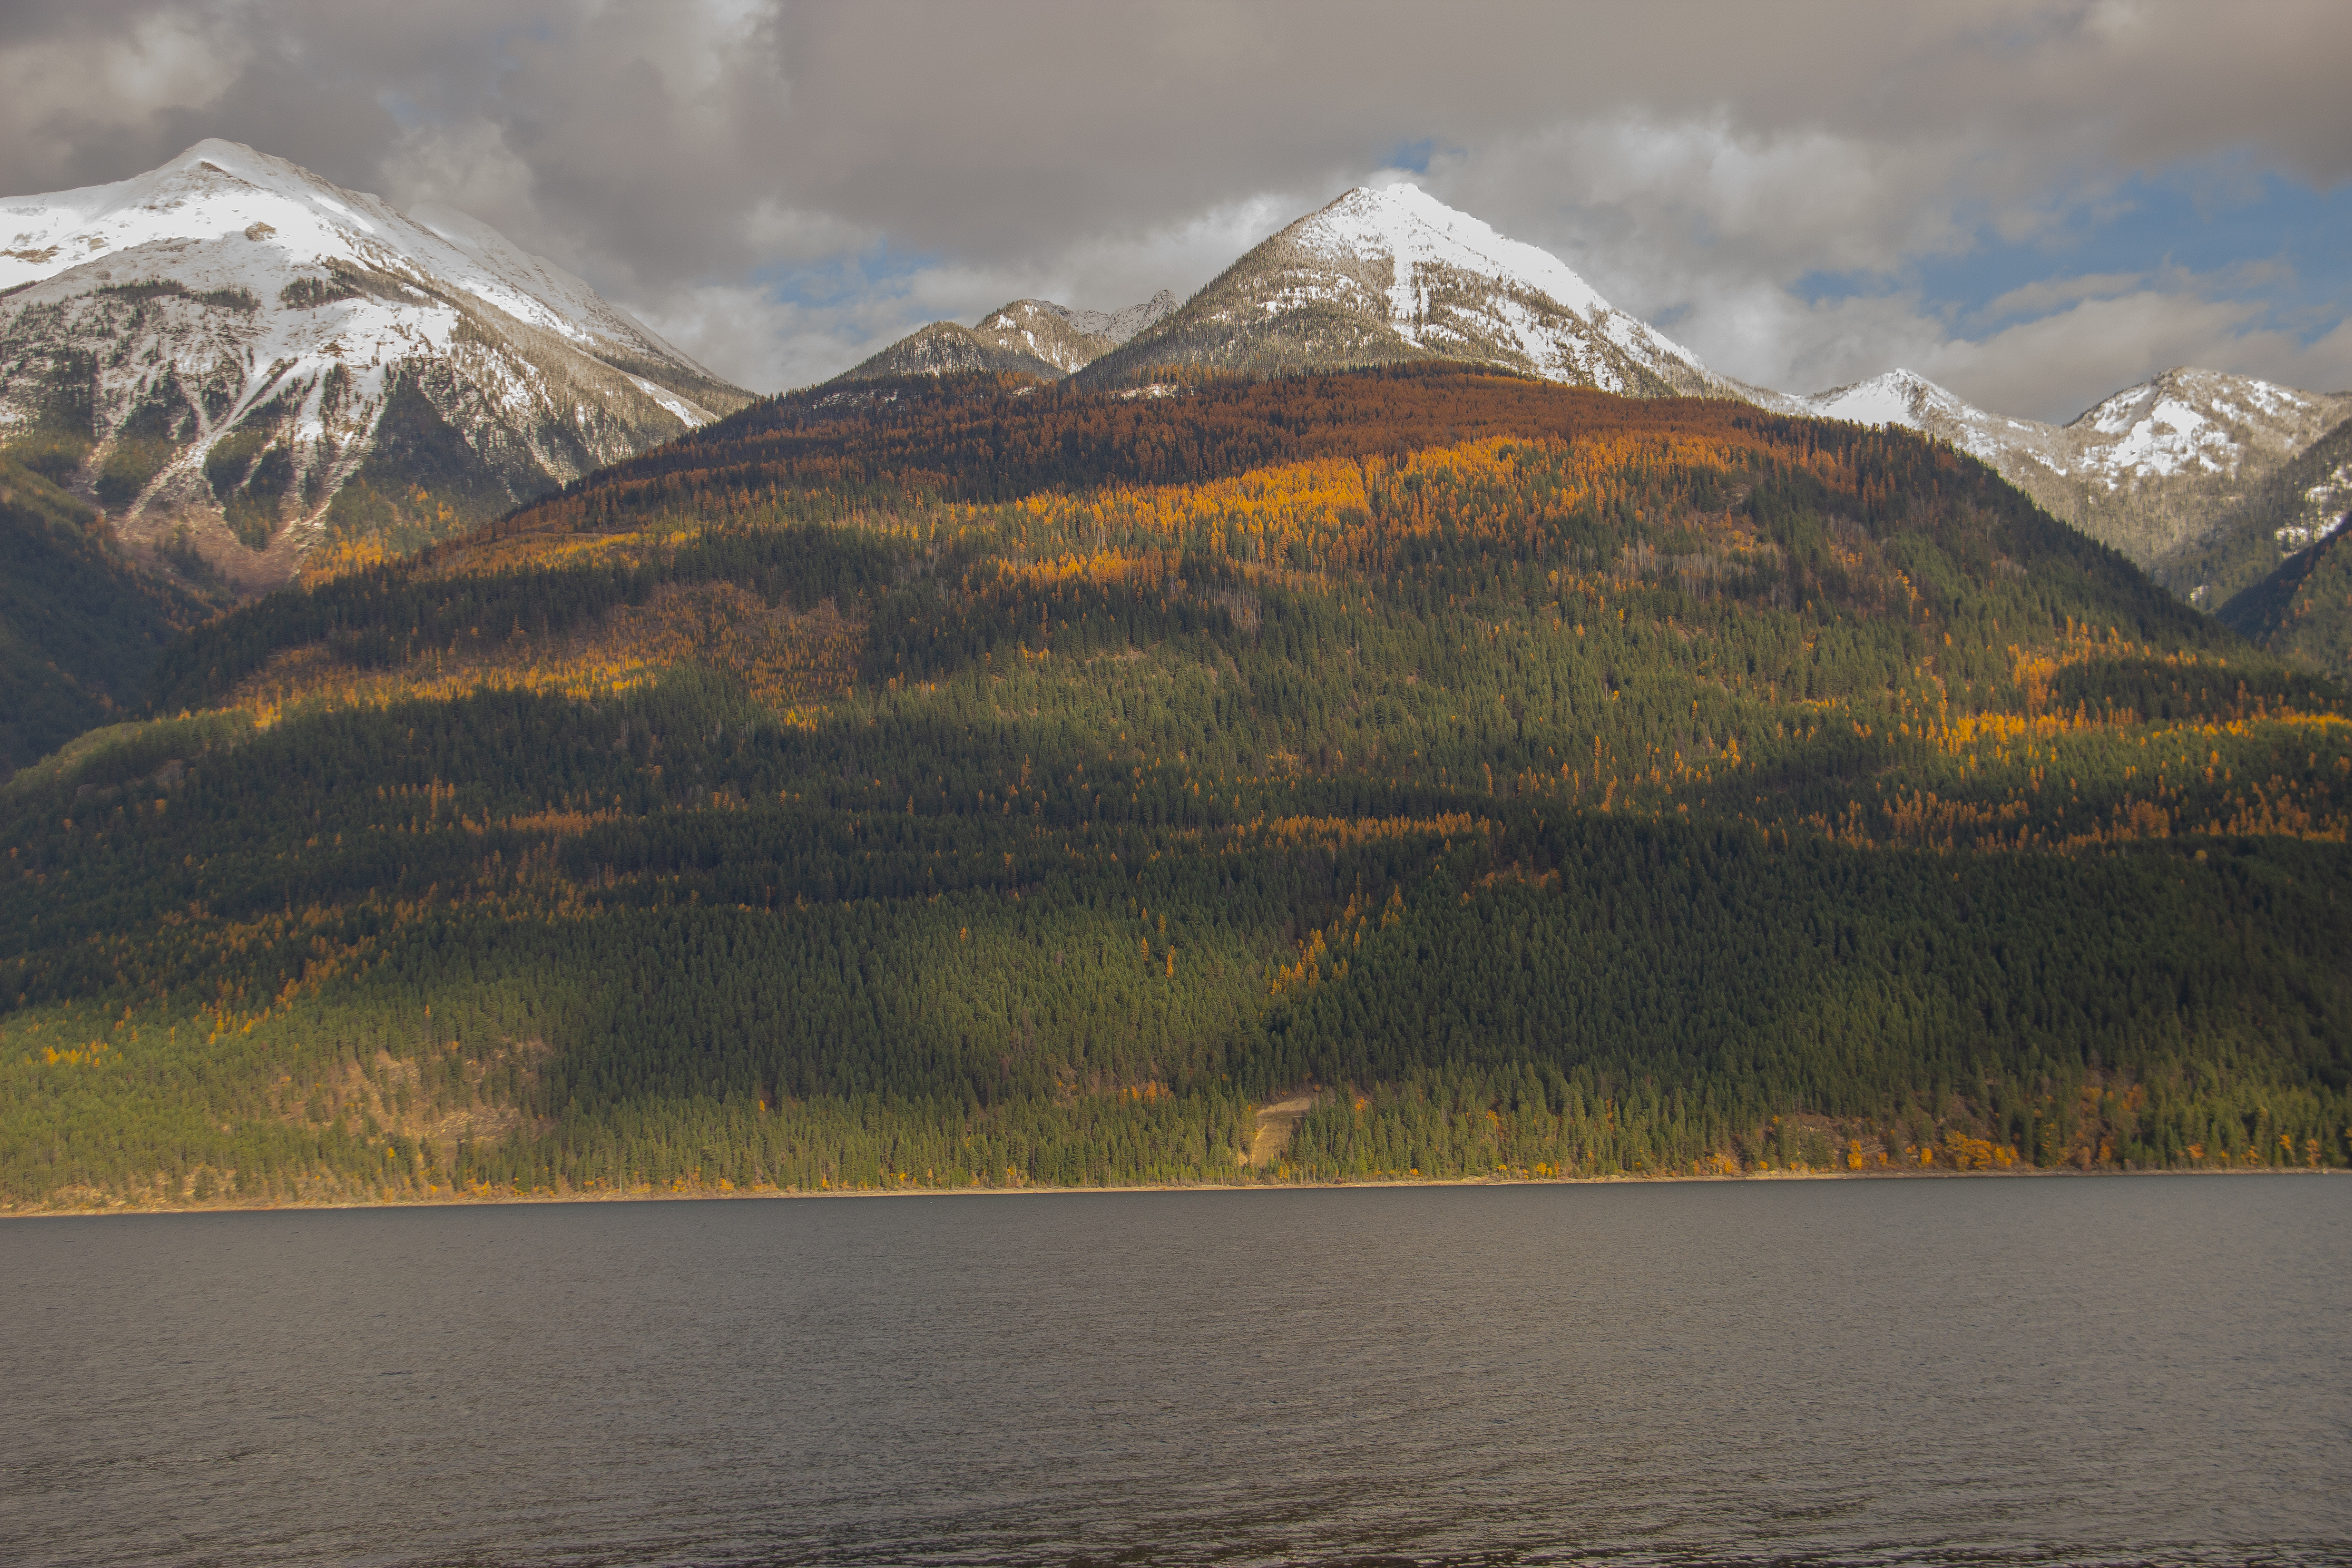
[6,367,2347,1209]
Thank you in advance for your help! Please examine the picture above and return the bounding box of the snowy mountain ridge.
[1774,367,2352,577]
[0,140,749,590]
[13,146,2346,623]
[0,140,704,376]
[1283,183,1717,393]
[1075,183,1726,395]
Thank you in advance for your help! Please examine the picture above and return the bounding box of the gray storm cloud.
[2,0,2345,409]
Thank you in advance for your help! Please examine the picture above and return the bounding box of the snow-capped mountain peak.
[1,140,698,369]
[1786,364,2349,495]
[1792,369,1975,430]
[1777,369,2052,470]
[1078,182,1725,396]
[1297,182,1614,329]
[1778,363,2352,578]
[2065,368,2336,483]
[0,140,748,590]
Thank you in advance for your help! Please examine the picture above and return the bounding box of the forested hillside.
[0,454,216,777]
[6,366,2347,1209]
[2211,416,2352,673]
[2222,521,2352,676]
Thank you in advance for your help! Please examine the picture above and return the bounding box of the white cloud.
[0,8,243,186]
[1981,273,2146,323]
[380,119,546,249]
[629,283,838,394]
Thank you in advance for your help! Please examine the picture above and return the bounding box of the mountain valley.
[1776,367,2352,622]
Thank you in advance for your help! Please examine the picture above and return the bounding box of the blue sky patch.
[1798,158,2352,346]
[1383,138,1439,176]
[753,244,946,313]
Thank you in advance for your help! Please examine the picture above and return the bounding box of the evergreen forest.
[5,366,2347,1210]
[0,451,214,775]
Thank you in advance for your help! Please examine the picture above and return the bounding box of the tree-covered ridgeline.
[5,367,2347,1208]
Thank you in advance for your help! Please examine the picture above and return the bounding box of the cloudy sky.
[3,0,2345,419]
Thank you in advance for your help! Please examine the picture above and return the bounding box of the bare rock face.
[0,139,751,592]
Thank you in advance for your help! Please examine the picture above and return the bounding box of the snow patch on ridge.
[627,374,709,428]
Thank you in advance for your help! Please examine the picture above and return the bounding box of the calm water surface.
[2,1177,2345,1566]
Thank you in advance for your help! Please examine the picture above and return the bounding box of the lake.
[3,1176,2345,1566]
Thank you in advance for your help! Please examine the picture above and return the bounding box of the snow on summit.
[1078,181,1725,397]
[1292,182,1715,392]
[0,140,698,363]
[1778,364,2352,573]
[1298,183,1612,328]
[0,140,746,591]
[12,149,2348,610]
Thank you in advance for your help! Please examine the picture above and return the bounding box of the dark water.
[3,1177,2346,1567]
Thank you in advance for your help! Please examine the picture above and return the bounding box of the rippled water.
[3,1176,2346,1566]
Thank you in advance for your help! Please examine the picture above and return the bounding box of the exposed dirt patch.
[1246,1091,1317,1167]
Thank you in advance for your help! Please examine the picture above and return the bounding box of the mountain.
[9,365,2347,1210]
[807,181,2352,664]
[1017,182,2352,651]
[2160,406,2352,619]
[1778,368,2352,636]
[2210,416,2352,671]
[838,291,1177,382]
[1784,368,2351,565]
[836,319,1066,381]
[1075,183,1730,396]
[0,139,752,592]
[1055,291,1182,346]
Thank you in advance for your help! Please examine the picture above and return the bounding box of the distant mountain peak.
[1059,289,1179,346]
[1788,368,1970,422]
[1776,362,2352,616]
[836,289,1179,383]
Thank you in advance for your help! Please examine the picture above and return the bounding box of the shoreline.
[5,1162,2337,1219]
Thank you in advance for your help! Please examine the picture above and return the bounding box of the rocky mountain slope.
[840,291,1177,382]
[1076,184,1730,395]
[0,140,751,591]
